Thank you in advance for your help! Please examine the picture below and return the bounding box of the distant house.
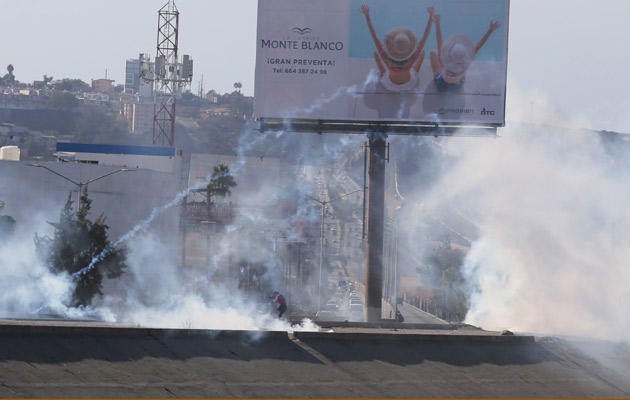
[91,79,115,94]
[205,90,218,103]
[206,106,231,116]
[83,93,110,106]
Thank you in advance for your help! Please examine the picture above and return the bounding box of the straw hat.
[384,27,418,61]
[440,34,474,74]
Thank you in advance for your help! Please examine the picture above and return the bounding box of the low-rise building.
[92,79,115,94]
[122,101,154,135]
[55,142,180,173]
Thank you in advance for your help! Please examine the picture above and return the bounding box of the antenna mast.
[152,0,193,146]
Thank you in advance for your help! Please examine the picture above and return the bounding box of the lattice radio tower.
[152,0,193,146]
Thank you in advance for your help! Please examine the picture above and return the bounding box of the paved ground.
[0,319,628,398]
[397,302,449,324]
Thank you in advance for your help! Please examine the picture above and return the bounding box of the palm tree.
[206,163,237,222]
[207,163,237,200]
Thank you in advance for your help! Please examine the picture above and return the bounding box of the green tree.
[6,64,15,85]
[208,163,237,200]
[32,75,53,89]
[0,200,16,246]
[229,91,253,119]
[425,238,468,322]
[73,107,129,144]
[52,78,90,92]
[34,188,127,307]
[1,64,17,87]
[49,91,80,110]
[181,90,197,102]
[206,164,237,220]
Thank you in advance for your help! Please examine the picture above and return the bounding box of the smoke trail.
[75,120,302,282]
[61,76,375,330]
[72,183,193,278]
[295,84,359,116]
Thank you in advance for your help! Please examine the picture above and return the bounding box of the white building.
[124,54,153,99]
[122,102,155,135]
[54,142,180,173]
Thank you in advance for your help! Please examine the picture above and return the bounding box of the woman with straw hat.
[430,13,501,92]
[360,5,435,92]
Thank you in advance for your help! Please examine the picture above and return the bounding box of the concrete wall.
[188,153,280,207]
[71,152,178,173]
[0,322,628,398]
[0,159,181,256]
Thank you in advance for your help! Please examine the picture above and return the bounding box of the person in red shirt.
[271,291,287,318]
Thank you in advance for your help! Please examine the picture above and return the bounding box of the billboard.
[254,0,509,127]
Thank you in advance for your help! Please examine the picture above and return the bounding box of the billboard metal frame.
[258,118,497,136]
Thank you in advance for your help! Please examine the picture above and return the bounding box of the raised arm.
[475,20,501,54]
[432,14,443,60]
[360,5,384,50]
[416,7,435,51]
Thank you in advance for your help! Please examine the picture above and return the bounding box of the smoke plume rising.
[396,88,630,340]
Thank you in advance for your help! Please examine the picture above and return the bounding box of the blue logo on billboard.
[291,27,313,35]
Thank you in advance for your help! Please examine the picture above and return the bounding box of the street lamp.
[308,188,362,314]
[26,164,133,213]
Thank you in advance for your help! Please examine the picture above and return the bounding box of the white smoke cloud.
[0,168,319,332]
[93,228,319,332]
[0,215,76,318]
[411,89,630,340]
[16,73,629,340]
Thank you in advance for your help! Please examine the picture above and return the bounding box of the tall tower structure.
[152,0,193,147]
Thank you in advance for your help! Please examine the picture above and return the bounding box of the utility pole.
[198,74,204,99]
[308,188,362,314]
[26,164,132,214]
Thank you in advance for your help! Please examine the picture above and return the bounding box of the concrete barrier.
[292,330,535,343]
[0,320,626,398]
[0,320,532,343]
[0,321,289,339]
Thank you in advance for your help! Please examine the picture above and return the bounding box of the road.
[396,302,449,324]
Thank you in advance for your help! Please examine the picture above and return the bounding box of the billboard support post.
[255,0,508,322]
[365,130,387,323]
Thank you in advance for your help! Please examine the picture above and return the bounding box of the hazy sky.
[1,1,628,133]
